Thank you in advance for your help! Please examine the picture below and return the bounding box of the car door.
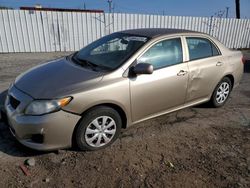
[184,37,225,103]
[129,37,189,122]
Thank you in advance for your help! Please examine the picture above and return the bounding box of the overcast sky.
[0,0,249,18]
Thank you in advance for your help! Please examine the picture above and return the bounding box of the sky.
[0,0,249,18]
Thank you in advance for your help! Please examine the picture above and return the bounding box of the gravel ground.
[0,52,249,188]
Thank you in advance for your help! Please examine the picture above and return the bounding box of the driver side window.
[137,38,183,70]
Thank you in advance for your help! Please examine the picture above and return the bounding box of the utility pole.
[209,16,213,35]
[235,0,240,19]
[107,0,113,35]
[112,3,115,13]
[107,0,112,13]
[225,7,229,18]
[83,2,86,10]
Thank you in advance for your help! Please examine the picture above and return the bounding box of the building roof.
[120,28,199,38]
[20,7,104,13]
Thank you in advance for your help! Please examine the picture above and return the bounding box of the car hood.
[14,58,104,99]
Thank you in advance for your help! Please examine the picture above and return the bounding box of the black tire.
[210,77,232,108]
[75,106,122,151]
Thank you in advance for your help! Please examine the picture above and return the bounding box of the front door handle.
[216,62,223,66]
[177,70,188,76]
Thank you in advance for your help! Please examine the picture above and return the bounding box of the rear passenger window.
[186,37,220,61]
[138,38,183,70]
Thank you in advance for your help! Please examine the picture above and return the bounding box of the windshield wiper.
[72,52,112,71]
[72,54,97,71]
[81,59,98,71]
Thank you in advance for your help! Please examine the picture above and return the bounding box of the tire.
[75,106,122,151]
[210,77,232,108]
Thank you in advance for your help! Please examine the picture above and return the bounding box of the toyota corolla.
[4,28,243,151]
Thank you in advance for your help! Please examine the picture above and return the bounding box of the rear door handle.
[216,62,223,66]
[177,70,188,76]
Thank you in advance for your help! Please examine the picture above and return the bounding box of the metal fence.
[0,9,250,53]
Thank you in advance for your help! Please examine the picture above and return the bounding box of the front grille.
[9,95,20,109]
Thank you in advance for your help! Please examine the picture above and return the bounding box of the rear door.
[184,37,225,103]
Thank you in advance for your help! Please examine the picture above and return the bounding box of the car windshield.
[72,33,149,71]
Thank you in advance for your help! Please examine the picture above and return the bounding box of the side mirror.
[133,63,153,75]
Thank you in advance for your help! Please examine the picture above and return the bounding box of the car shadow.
[0,90,52,158]
[193,102,212,109]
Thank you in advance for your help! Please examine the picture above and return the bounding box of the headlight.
[25,97,72,115]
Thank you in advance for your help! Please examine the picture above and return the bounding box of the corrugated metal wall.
[0,10,250,53]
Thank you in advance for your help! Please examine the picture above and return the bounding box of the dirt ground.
[0,52,249,188]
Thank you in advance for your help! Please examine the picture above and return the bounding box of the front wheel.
[210,77,232,107]
[75,106,122,151]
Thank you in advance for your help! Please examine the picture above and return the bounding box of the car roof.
[119,28,200,38]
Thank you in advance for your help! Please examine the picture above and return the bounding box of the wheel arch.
[224,74,234,89]
[81,103,128,129]
[212,74,235,93]
[209,74,235,101]
[71,103,128,148]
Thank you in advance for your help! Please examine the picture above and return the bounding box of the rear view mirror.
[133,63,153,75]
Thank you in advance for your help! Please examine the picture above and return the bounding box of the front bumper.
[5,85,81,151]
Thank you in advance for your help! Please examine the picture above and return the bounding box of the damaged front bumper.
[4,85,81,151]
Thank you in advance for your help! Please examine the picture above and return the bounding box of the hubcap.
[216,82,230,104]
[85,116,116,147]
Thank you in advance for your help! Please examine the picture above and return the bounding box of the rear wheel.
[210,77,232,107]
[75,106,122,151]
